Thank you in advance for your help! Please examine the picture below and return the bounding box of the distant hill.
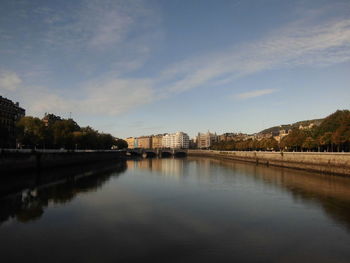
[259,118,324,135]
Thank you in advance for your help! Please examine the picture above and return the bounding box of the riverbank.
[0,149,126,173]
[188,150,350,176]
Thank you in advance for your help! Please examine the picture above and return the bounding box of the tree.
[318,132,332,152]
[302,137,317,151]
[51,119,80,149]
[114,139,128,149]
[16,117,46,148]
[280,129,308,151]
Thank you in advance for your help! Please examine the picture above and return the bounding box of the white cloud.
[44,0,158,53]
[4,12,350,118]
[0,71,22,91]
[158,18,350,95]
[78,78,154,115]
[12,77,154,117]
[234,89,277,100]
[87,10,133,48]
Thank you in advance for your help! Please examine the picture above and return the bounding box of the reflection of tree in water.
[0,161,127,225]
[16,191,44,223]
[192,157,350,233]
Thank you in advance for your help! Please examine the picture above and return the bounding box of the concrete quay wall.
[188,150,350,176]
[0,149,126,173]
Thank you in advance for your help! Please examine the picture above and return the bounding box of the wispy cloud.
[234,89,277,100]
[0,71,22,91]
[158,17,350,96]
[3,6,350,119]
[10,76,154,117]
[43,0,158,53]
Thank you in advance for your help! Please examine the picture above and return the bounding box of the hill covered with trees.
[212,110,350,152]
[259,118,324,135]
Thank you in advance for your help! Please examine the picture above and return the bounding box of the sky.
[0,0,350,138]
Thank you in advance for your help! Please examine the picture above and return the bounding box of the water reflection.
[0,161,127,225]
[1,157,350,262]
[129,157,350,233]
[197,158,350,229]
[128,158,187,177]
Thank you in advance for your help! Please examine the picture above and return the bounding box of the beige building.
[138,136,152,149]
[196,131,218,148]
[151,135,163,149]
[126,137,136,149]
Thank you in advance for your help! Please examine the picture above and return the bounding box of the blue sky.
[0,0,349,138]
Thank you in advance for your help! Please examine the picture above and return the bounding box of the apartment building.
[138,136,152,149]
[162,132,189,149]
[0,96,25,147]
[126,137,138,149]
[151,135,163,149]
[196,131,218,148]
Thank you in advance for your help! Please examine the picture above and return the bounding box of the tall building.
[162,132,189,149]
[151,135,163,149]
[196,131,218,149]
[126,137,137,149]
[137,136,152,149]
[173,132,189,149]
[162,134,172,148]
[0,96,25,148]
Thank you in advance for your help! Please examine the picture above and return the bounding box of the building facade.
[196,131,218,149]
[162,132,189,149]
[138,136,152,149]
[0,96,25,148]
[151,135,163,149]
[126,137,138,149]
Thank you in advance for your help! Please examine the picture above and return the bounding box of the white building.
[162,134,172,148]
[162,132,189,149]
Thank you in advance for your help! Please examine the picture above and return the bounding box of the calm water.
[1,157,350,262]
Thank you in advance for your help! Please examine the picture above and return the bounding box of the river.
[1,157,350,262]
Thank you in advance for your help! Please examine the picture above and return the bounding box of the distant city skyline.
[0,0,349,138]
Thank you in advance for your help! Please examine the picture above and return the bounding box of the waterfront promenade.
[188,150,350,176]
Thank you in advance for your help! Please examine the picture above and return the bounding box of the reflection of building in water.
[130,159,186,178]
[138,159,152,170]
[160,159,184,176]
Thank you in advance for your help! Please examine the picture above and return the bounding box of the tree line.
[15,115,128,150]
[211,110,350,152]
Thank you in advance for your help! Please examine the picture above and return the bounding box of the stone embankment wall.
[188,150,350,176]
[0,149,126,173]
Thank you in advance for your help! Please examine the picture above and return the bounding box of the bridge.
[126,148,187,158]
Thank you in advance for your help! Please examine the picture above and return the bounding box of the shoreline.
[0,149,127,174]
[187,150,350,176]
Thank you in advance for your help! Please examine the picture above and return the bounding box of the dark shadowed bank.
[0,159,127,225]
[0,149,127,173]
